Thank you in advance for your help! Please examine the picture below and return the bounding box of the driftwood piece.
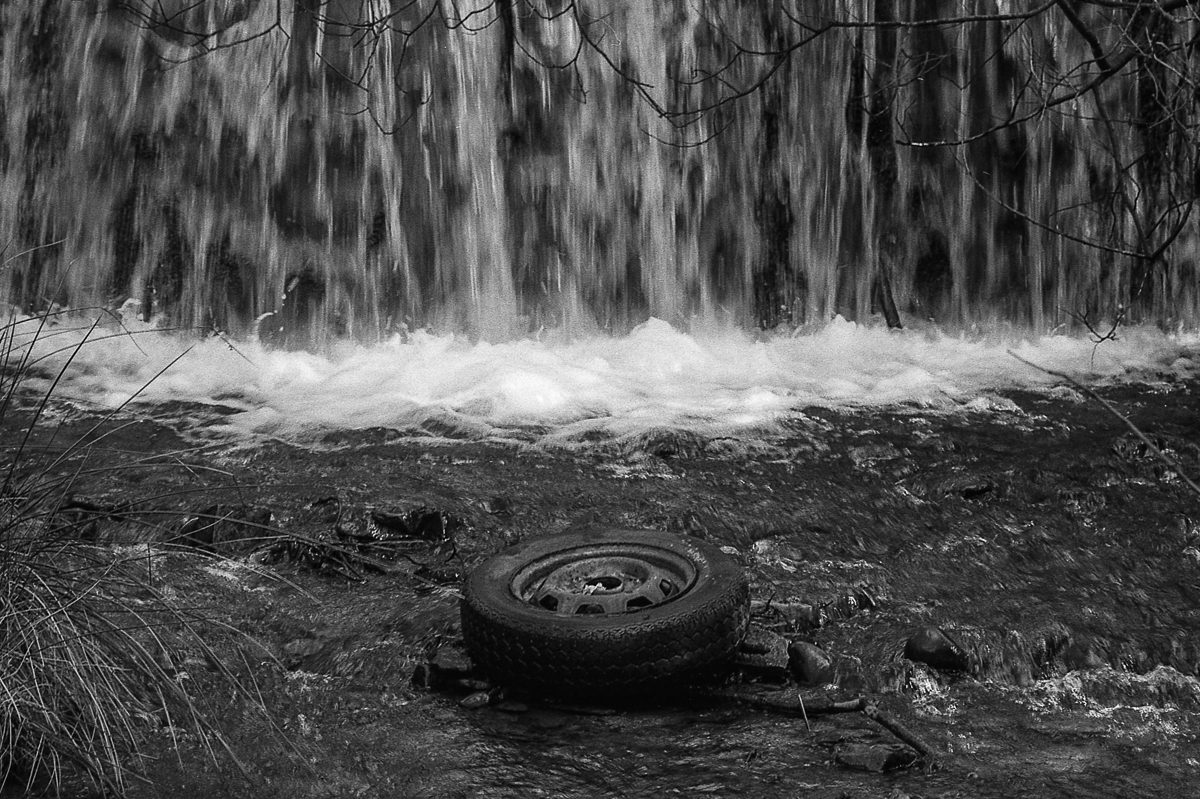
[710,686,867,715]
[863,702,941,768]
[713,687,942,769]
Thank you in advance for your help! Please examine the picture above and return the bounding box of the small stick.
[797,691,811,732]
[863,702,940,766]
[710,686,866,716]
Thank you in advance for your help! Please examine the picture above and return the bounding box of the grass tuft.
[0,307,269,796]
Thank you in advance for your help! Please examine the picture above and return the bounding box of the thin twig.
[797,691,811,731]
[1009,351,1200,500]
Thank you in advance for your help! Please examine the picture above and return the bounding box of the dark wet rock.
[734,628,791,681]
[751,599,822,630]
[370,505,462,541]
[834,743,918,772]
[483,496,512,516]
[825,585,881,622]
[415,664,489,693]
[788,641,835,685]
[935,625,1056,682]
[922,473,998,501]
[171,504,273,551]
[904,627,971,672]
[459,690,494,710]
[848,443,902,468]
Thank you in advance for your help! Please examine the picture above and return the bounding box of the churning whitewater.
[13,312,1199,450]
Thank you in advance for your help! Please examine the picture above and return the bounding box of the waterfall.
[3,1,1197,344]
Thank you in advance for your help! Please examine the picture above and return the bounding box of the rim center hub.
[510,544,697,617]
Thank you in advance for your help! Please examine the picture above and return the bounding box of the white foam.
[10,313,1198,450]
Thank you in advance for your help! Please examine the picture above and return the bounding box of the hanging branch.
[1009,350,1200,501]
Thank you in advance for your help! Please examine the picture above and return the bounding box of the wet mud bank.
[9,374,1200,798]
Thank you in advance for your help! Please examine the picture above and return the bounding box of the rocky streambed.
[9,372,1200,798]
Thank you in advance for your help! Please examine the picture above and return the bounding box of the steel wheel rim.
[510,544,697,616]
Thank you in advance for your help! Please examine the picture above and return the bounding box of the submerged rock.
[459,690,493,710]
[904,627,971,672]
[171,504,273,551]
[751,599,822,630]
[834,743,918,773]
[788,641,835,685]
[848,443,902,468]
[733,628,791,681]
[370,505,463,541]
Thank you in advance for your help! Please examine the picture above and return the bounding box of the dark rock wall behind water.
[2,1,1197,340]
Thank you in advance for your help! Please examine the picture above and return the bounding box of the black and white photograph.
[1,2,1198,796]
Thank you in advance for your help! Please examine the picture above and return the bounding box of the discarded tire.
[460,527,750,695]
